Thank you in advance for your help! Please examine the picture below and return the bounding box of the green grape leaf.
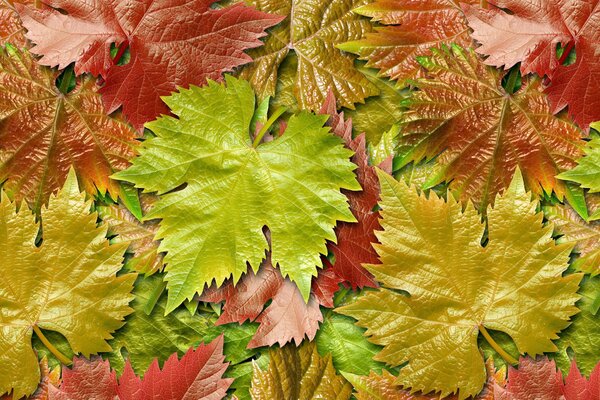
[107,273,258,375]
[238,0,379,110]
[316,311,386,376]
[553,276,600,376]
[114,76,360,311]
[337,169,581,399]
[0,169,135,398]
[558,137,600,193]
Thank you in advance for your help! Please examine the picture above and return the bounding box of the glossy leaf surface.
[0,45,138,211]
[18,0,283,129]
[338,170,581,399]
[238,0,378,110]
[114,76,359,311]
[0,170,135,398]
[398,45,585,211]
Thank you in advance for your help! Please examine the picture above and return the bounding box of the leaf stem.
[558,42,575,66]
[478,325,518,366]
[252,106,287,148]
[480,0,488,8]
[33,325,72,366]
[58,66,74,94]
[34,0,41,9]
[113,41,129,65]
[504,67,519,95]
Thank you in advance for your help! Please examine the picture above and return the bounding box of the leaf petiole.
[252,106,287,148]
[33,325,72,366]
[478,325,518,365]
[58,66,74,94]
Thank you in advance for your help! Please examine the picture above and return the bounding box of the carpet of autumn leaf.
[1,0,600,399]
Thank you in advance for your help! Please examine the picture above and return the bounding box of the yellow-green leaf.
[337,169,581,399]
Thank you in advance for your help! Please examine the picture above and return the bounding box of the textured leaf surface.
[338,170,581,399]
[117,336,232,400]
[345,66,405,144]
[0,358,60,400]
[495,357,563,400]
[200,259,337,348]
[249,342,352,400]
[0,0,30,47]
[114,76,359,310]
[0,45,138,211]
[0,169,135,398]
[496,357,600,400]
[558,137,600,193]
[319,92,388,289]
[398,45,585,211]
[464,0,600,129]
[315,311,385,376]
[344,360,502,400]
[98,195,163,275]
[544,196,600,274]
[339,0,479,86]
[238,0,378,110]
[49,357,118,400]
[50,337,232,400]
[554,277,600,377]
[18,0,283,129]
[108,273,258,375]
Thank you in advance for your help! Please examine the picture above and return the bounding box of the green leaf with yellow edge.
[107,273,259,375]
[114,76,360,311]
[558,137,600,193]
[250,341,352,400]
[337,169,582,399]
[0,168,136,399]
[544,195,600,275]
[237,0,379,111]
[553,276,600,376]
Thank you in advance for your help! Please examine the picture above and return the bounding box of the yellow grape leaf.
[0,169,135,398]
[250,342,352,400]
[338,169,581,399]
[238,0,379,110]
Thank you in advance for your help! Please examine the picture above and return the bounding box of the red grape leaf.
[17,0,284,129]
[117,335,231,400]
[398,44,585,211]
[0,0,31,47]
[0,45,138,212]
[318,91,391,289]
[49,337,231,400]
[496,357,600,400]
[563,361,600,400]
[200,259,341,349]
[49,357,118,400]
[338,0,480,86]
[464,1,600,129]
